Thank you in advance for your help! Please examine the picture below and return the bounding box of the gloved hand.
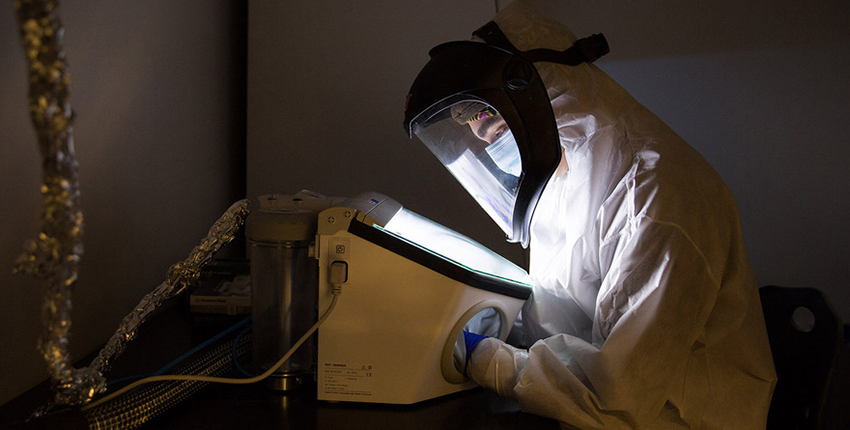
[461,330,488,378]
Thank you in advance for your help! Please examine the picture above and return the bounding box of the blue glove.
[462,330,488,378]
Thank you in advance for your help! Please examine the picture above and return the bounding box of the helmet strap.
[472,21,610,66]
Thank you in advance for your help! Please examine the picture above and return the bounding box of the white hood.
[468,3,777,429]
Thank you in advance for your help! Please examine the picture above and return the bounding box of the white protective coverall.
[466,4,777,429]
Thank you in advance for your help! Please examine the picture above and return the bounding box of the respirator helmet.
[403,22,608,248]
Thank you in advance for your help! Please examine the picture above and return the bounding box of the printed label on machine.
[321,362,374,397]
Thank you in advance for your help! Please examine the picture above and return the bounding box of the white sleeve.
[469,221,725,429]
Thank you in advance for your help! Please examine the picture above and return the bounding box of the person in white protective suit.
[403,3,777,429]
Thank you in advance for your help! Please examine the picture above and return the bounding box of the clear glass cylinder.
[247,209,318,390]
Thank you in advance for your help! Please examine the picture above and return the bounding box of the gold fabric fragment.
[89,199,251,375]
[13,0,106,406]
[13,0,252,409]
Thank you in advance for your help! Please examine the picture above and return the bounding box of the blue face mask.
[484,130,522,177]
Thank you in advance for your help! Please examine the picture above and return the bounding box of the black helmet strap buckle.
[473,21,609,66]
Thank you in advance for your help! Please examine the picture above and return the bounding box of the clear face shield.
[404,23,608,247]
[411,101,523,240]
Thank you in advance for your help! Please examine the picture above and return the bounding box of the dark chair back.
[760,285,844,430]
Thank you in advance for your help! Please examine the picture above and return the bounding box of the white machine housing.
[315,192,531,404]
